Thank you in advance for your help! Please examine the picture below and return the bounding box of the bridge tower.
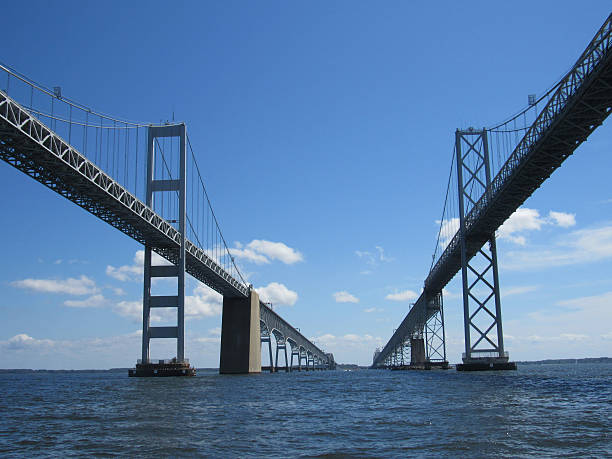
[424,292,448,368]
[130,123,195,377]
[455,128,516,371]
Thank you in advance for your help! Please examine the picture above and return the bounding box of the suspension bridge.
[0,65,334,376]
[372,13,612,370]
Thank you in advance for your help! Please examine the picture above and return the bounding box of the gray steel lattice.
[0,89,248,298]
[373,13,612,368]
[456,129,505,361]
[0,87,328,365]
[426,14,612,294]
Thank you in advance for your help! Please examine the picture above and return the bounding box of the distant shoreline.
[337,357,612,370]
[1,357,611,372]
[513,357,612,365]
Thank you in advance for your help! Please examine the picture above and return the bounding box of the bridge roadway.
[373,13,612,368]
[0,87,330,367]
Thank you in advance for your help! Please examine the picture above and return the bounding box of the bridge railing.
[0,62,248,293]
[426,13,612,292]
[0,64,329,366]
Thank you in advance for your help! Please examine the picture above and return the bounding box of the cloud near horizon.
[503,224,612,271]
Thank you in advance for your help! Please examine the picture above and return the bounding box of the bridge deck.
[0,89,248,298]
[0,87,330,364]
[426,15,612,293]
[373,13,612,368]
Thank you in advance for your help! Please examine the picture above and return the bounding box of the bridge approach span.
[373,13,612,368]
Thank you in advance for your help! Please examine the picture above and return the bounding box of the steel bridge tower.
[455,128,515,371]
[134,123,195,376]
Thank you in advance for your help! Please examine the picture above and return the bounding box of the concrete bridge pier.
[273,332,289,372]
[411,337,425,365]
[220,290,261,374]
[289,344,299,371]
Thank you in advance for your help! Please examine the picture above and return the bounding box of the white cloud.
[442,288,460,299]
[497,208,577,245]
[333,291,359,303]
[256,282,298,306]
[557,290,612,311]
[4,333,55,350]
[375,246,391,262]
[0,331,141,368]
[106,250,171,282]
[228,246,269,264]
[549,211,576,228]
[355,246,393,268]
[436,218,460,248]
[385,290,418,302]
[0,330,225,369]
[194,336,220,344]
[502,285,538,297]
[185,285,222,318]
[498,208,546,245]
[113,300,142,321]
[11,275,98,296]
[504,225,612,270]
[496,290,612,361]
[64,294,107,308]
[363,307,383,313]
[230,240,303,265]
[112,285,222,321]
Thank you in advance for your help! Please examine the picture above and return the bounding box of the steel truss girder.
[373,15,612,369]
[0,88,327,367]
[426,15,612,293]
[0,89,248,298]
[371,291,441,367]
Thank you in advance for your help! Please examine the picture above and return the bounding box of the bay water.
[1,363,610,457]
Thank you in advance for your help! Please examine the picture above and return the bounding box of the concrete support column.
[410,338,425,365]
[220,290,261,374]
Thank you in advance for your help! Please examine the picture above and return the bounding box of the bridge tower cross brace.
[455,128,513,369]
[141,124,187,364]
[424,292,447,364]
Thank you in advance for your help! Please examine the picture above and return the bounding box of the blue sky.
[1,2,611,368]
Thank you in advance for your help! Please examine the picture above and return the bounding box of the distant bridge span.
[0,65,331,374]
[373,13,612,369]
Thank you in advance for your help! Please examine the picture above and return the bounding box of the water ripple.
[0,364,610,457]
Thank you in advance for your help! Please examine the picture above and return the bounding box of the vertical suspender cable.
[135,127,139,199]
[85,111,89,157]
[69,105,72,145]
